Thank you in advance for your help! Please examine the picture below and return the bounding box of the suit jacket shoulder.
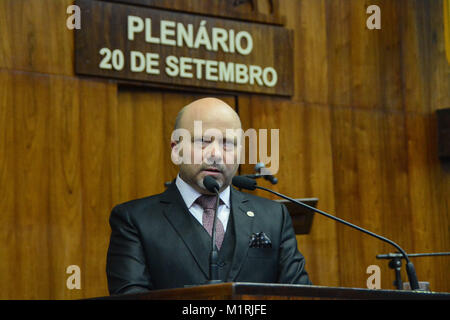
[112,193,163,217]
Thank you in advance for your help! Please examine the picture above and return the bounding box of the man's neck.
[176,174,231,208]
[178,173,227,195]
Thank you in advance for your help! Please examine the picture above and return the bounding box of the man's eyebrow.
[190,135,214,141]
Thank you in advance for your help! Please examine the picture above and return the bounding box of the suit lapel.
[227,187,254,281]
[161,183,210,279]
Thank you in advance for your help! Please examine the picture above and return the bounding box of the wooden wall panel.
[401,0,450,114]
[117,90,166,202]
[325,0,351,107]
[13,71,52,299]
[48,76,83,300]
[325,0,404,110]
[400,0,429,114]
[0,71,17,299]
[399,0,450,291]
[348,0,382,110]
[376,0,403,111]
[330,107,416,289]
[405,113,450,292]
[0,70,118,299]
[279,0,329,104]
[78,80,119,299]
[0,0,74,76]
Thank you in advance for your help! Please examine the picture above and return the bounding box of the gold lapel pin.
[246,211,255,217]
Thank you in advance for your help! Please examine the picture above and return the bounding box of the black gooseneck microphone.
[203,175,223,284]
[232,175,422,291]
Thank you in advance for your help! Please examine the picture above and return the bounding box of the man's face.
[172,102,242,194]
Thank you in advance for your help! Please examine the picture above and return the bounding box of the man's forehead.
[179,120,243,139]
[192,127,243,139]
[179,116,240,129]
[179,99,240,126]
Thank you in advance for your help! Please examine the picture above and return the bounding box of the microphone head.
[254,162,265,173]
[203,175,220,193]
[264,175,278,185]
[232,176,257,190]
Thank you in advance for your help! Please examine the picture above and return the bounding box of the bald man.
[106,98,311,295]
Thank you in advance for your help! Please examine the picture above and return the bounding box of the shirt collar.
[175,174,230,209]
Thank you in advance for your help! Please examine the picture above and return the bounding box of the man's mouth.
[202,167,222,174]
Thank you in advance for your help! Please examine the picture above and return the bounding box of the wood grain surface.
[106,0,285,25]
[0,0,448,298]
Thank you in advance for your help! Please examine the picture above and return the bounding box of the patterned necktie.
[195,195,225,250]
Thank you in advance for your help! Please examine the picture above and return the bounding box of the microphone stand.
[253,184,422,291]
[376,252,450,290]
[206,187,223,284]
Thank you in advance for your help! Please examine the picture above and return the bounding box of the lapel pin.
[246,211,255,217]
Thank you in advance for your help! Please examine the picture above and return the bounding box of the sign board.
[105,0,285,25]
[75,0,294,96]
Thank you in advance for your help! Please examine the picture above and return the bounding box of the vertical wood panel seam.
[398,0,415,253]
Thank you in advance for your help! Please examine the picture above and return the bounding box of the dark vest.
[189,210,236,281]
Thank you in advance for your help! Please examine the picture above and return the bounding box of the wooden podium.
[100,282,450,300]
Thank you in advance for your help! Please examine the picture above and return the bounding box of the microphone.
[203,175,223,284]
[233,175,257,190]
[203,175,220,193]
[232,175,422,291]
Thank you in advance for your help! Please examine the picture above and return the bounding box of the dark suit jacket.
[106,182,311,295]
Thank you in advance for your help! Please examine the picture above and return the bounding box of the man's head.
[171,97,242,194]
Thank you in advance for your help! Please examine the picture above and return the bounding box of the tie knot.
[195,195,223,210]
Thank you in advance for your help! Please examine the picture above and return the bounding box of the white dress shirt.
[175,174,231,231]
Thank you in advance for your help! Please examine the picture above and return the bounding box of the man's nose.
[206,140,223,163]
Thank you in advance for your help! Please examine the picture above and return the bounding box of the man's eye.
[193,138,209,144]
[202,139,212,145]
[193,138,212,147]
[223,141,235,150]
